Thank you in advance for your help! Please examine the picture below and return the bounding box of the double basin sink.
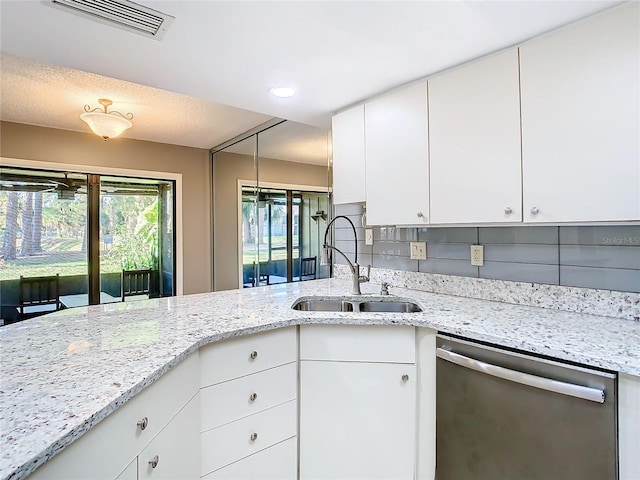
[292,296,422,313]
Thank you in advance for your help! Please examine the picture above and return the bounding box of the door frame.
[1,157,184,295]
[236,179,328,289]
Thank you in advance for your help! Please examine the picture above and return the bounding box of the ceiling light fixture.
[80,98,133,140]
[270,87,295,98]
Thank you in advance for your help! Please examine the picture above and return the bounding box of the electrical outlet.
[410,242,427,260]
[365,228,374,246]
[470,245,484,266]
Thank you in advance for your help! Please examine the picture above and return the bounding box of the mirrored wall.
[211,120,332,291]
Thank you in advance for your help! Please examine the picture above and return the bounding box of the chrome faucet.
[320,215,370,295]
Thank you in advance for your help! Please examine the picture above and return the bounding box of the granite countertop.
[1,278,639,480]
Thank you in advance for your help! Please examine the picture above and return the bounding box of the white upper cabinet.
[429,48,522,224]
[520,2,640,223]
[365,81,430,226]
[332,105,366,204]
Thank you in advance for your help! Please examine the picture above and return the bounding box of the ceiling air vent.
[49,0,174,40]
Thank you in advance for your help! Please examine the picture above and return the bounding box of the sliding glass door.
[99,176,175,303]
[0,166,175,323]
[241,186,328,287]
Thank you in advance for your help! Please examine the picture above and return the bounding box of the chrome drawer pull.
[149,455,159,468]
[249,392,258,402]
[401,374,409,382]
[436,347,605,403]
[137,417,148,430]
[249,351,258,360]
[250,432,258,442]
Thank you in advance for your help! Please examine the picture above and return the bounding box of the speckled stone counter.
[1,278,639,480]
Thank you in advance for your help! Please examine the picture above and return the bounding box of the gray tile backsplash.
[478,226,559,245]
[560,266,640,292]
[483,244,558,265]
[334,203,640,293]
[419,258,478,277]
[480,262,559,285]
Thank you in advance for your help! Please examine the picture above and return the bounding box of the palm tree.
[2,191,19,260]
[242,200,256,244]
[20,192,34,256]
[32,191,43,252]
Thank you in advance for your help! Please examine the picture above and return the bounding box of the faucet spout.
[321,215,370,295]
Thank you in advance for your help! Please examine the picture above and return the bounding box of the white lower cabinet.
[299,324,420,480]
[28,353,200,480]
[202,438,297,480]
[300,361,416,479]
[619,374,640,480]
[138,395,200,480]
[199,327,298,478]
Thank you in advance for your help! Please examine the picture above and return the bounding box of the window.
[241,186,328,287]
[0,167,175,324]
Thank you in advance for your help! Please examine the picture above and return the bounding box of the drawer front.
[28,353,199,480]
[201,400,297,476]
[201,362,297,432]
[300,324,415,363]
[202,437,297,480]
[200,327,296,387]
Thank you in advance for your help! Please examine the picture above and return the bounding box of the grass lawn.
[0,238,124,281]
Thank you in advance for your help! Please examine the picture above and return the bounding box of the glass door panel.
[257,189,288,285]
[0,167,88,321]
[99,176,174,303]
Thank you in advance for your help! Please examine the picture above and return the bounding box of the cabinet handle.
[149,455,159,469]
[401,374,409,382]
[417,212,424,218]
[249,351,258,360]
[250,432,258,442]
[249,392,258,402]
[504,207,512,215]
[530,207,540,215]
[137,417,148,430]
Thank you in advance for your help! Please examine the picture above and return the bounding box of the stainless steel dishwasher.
[436,333,617,480]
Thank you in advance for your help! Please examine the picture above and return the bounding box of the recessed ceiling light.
[270,87,295,98]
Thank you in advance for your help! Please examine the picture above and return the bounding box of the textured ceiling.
[0,0,625,154]
[0,54,273,149]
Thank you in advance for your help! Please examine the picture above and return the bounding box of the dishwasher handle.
[436,347,606,404]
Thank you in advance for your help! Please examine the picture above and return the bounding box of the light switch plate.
[470,245,484,266]
[410,242,427,260]
[365,228,374,246]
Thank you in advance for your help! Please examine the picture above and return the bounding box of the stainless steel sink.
[290,299,354,312]
[291,296,422,313]
[357,301,422,313]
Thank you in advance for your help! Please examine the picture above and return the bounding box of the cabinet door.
[520,2,640,222]
[429,49,522,224]
[300,361,416,479]
[365,82,429,226]
[332,105,366,204]
[138,395,200,480]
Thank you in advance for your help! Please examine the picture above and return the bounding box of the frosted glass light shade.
[80,111,132,140]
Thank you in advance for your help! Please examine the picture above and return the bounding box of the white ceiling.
[0,0,625,153]
[223,121,331,166]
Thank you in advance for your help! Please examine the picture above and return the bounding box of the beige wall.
[0,121,212,295]
[213,151,329,291]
